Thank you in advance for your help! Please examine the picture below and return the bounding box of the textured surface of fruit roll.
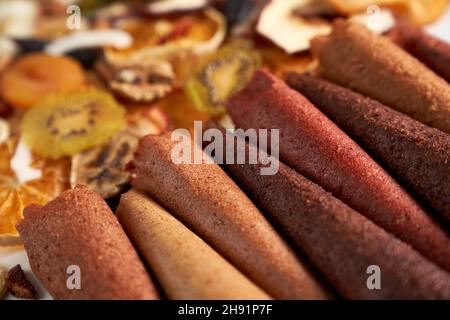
[17,185,159,300]
[286,73,450,227]
[130,133,330,300]
[208,124,450,299]
[227,69,450,272]
[388,22,450,83]
[117,189,272,300]
[311,20,450,134]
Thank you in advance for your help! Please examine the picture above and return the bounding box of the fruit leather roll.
[16,185,159,300]
[117,189,272,300]
[388,22,450,83]
[227,68,450,272]
[286,73,450,227]
[206,124,450,299]
[130,133,330,300]
[311,20,450,134]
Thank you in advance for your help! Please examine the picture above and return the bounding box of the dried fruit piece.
[0,119,10,144]
[0,137,70,245]
[0,53,85,110]
[256,0,332,54]
[0,265,7,299]
[328,0,405,13]
[5,265,37,299]
[22,89,125,159]
[71,131,137,199]
[71,106,169,198]
[146,0,208,14]
[406,0,449,24]
[186,44,261,115]
[104,8,226,61]
[95,58,174,103]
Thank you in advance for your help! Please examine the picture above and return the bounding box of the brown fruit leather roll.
[206,124,450,299]
[117,189,272,300]
[130,133,331,300]
[227,68,450,272]
[311,20,450,134]
[388,21,450,83]
[286,73,450,227]
[16,185,159,300]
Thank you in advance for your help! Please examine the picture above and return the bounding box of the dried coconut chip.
[147,0,208,14]
[45,29,133,56]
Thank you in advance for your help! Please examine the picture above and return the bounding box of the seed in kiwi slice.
[186,44,261,115]
[22,89,125,159]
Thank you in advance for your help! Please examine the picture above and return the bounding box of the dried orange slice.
[0,53,85,110]
[0,137,70,245]
[328,0,407,14]
[406,0,449,24]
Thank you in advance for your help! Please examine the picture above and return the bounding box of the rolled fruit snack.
[117,189,272,300]
[311,20,450,134]
[227,68,450,272]
[388,21,450,82]
[286,73,450,227]
[206,123,450,299]
[17,185,159,300]
[129,133,331,300]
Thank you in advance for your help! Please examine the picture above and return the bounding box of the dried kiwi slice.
[186,44,261,115]
[22,89,125,159]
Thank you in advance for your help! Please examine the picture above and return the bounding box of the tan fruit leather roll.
[227,69,450,272]
[117,189,272,300]
[311,20,450,134]
[16,185,159,300]
[130,133,331,300]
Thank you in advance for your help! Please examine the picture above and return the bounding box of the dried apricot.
[0,53,85,110]
[22,89,125,159]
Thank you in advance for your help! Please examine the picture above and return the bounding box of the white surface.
[1,4,449,300]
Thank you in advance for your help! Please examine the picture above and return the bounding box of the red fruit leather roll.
[17,185,159,300]
[286,73,450,227]
[388,22,450,83]
[311,20,450,134]
[227,68,450,272]
[207,124,450,299]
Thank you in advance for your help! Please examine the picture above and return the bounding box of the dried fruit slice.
[21,89,125,159]
[104,8,226,61]
[0,137,70,245]
[185,44,261,115]
[406,0,449,24]
[328,0,448,25]
[70,106,169,198]
[0,53,85,110]
[95,58,174,103]
[70,131,137,199]
[328,0,406,14]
